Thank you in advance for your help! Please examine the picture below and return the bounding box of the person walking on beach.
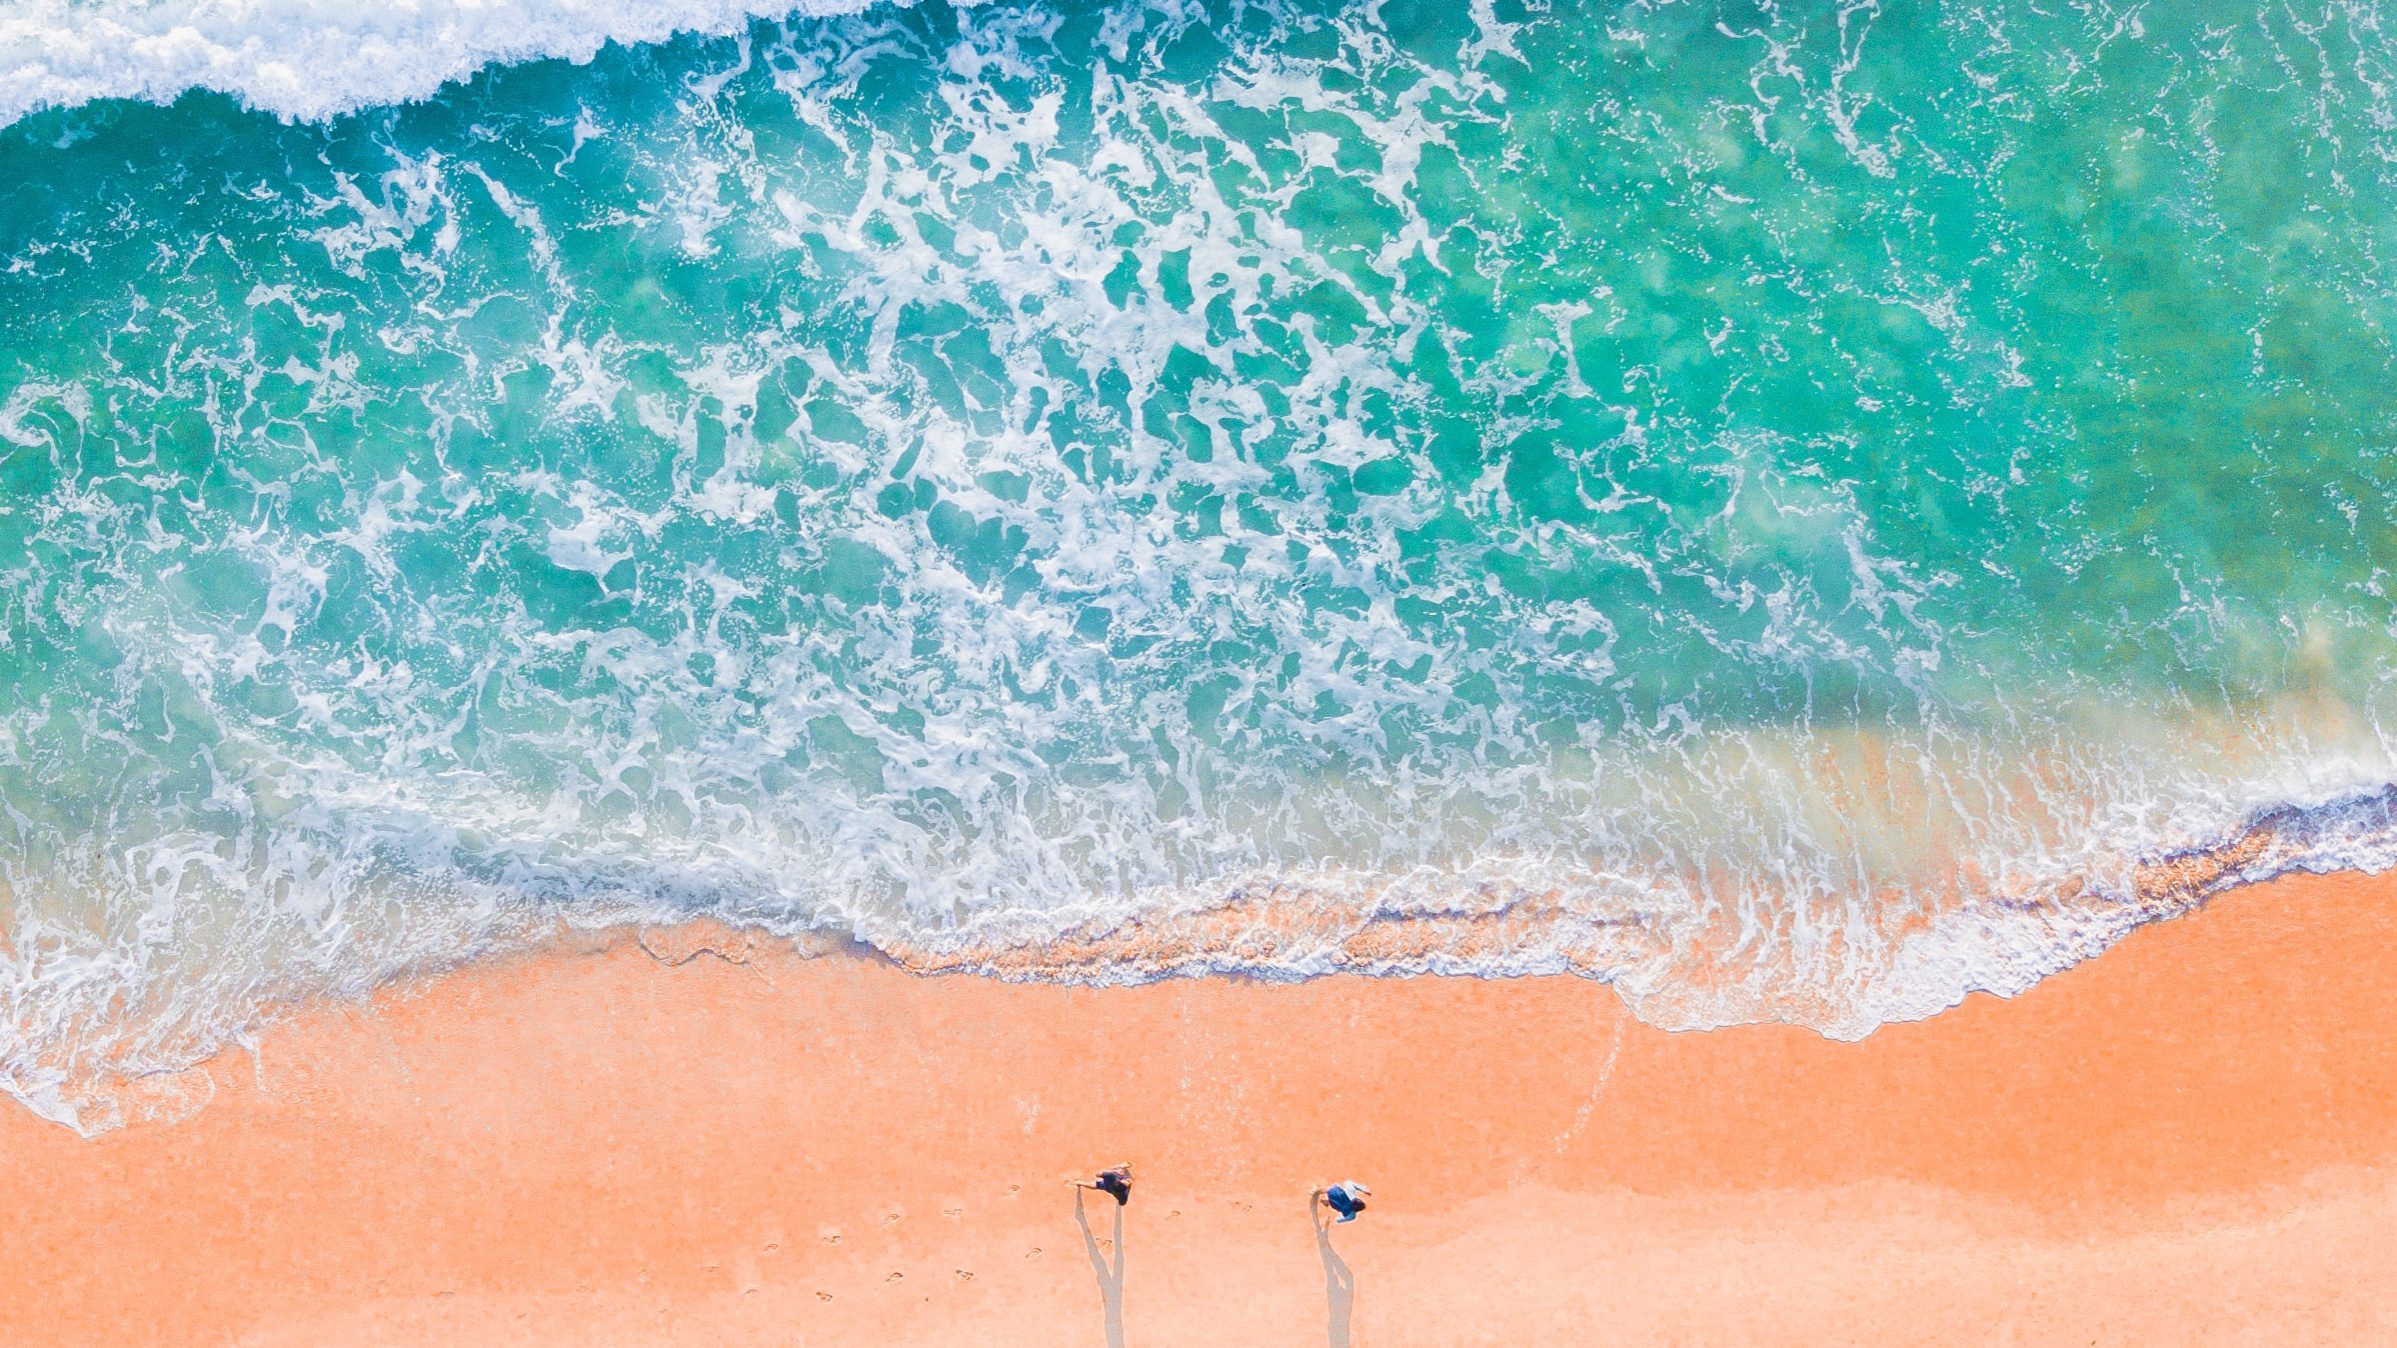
[1071,1167,1132,1348]
[1073,1163,1135,1206]
[1312,1180,1371,1223]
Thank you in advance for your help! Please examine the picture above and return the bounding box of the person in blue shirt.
[1312,1180,1371,1223]
[1072,1163,1135,1206]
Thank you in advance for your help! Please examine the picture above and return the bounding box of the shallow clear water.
[5,0,2397,1130]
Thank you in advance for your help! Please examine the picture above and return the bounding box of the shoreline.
[14,779,2395,1142]
[7,868,2397,1344]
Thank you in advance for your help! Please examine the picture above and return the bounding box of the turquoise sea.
[5,0,2397,1131]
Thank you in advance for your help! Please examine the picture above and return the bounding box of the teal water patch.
[4,0,2397,1129]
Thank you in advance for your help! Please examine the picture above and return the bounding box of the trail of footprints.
[763,1174,1207,1304]
[792,1183,1019,1301]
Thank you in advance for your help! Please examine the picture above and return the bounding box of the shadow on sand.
[1075,1188,1128,1348]
[1312,1198,1355,1347]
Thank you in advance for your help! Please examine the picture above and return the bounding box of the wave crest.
[0,0,874,126]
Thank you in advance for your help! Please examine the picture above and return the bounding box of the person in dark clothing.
[1073,1163,1135,1205]
[1313,1180,1371,1223]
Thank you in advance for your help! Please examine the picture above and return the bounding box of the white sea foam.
[0,0,894,127]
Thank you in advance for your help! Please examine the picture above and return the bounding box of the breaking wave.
[0,0,895,125]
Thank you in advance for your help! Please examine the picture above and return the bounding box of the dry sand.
[6,869,2397,1345]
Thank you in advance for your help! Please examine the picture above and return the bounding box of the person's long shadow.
[1312,1197,1355,1347]
[1075,1188,1127,1348]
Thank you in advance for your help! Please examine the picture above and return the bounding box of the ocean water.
[5,0,2397,1132]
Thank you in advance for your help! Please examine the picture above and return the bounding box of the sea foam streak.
[0,0,885,125]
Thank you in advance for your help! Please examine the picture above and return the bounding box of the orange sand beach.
[7,869,2397,1346]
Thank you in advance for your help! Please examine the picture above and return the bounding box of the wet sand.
[5,869,2396,1345]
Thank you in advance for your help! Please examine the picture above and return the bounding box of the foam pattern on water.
[0,0,894,125]
[5,0,2397,1131]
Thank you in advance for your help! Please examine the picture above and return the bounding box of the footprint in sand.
[1026,1247,1042,1259]
[818,1226,842,1246]
[879,1209,903,1226]
[956,1270,974,1281]
[886,1271,905,1283]
[815,1292,833,1302]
